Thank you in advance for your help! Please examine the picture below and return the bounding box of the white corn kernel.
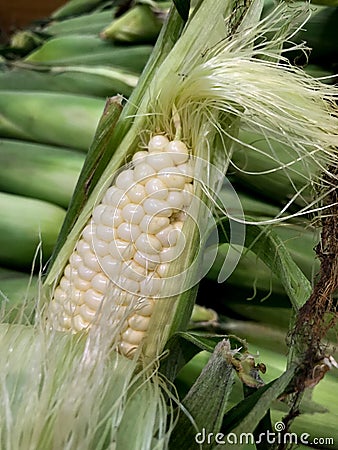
[79,304,98,322]
[122,203,145,224]
[134,250,161,270]
[92,204,106,224]
[91,273,109,294]
[83,251,101,272]
[146,153,174,171]
[121,328,145,345]
[92,236,109,257]
[109,238,134,260]
[166,140,189,165]
[158,168,186,189]
[128,314,150,332]
[126,183,146,203]
[96,224,117,242]
[83,289,104,310]
[139,275,163,296]
[135,233,162,254]
[143,198,172,217]
[132,150,148,164]
[117,222,141,242]
[78,263,96,281]
[148,135,169,153]
[115,169,135,190]
[139,215,169,235]
[144,178,168,200]
[134,163,156,184]
[100,255,122,278]
[166,191,184,210]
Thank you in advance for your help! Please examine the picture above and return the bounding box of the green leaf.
[160,331,246,382]
[217,219,312,311]
[218,367,295,450]
[169,339,236,450]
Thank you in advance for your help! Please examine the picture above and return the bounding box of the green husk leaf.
[169,339,236,450]
[217,219,312,311]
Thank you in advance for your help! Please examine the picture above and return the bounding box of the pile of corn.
[0,0,338,448]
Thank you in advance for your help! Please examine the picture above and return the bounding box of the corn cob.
[51,0,108,20]
[0,139,85,208]
[48,134,194,356]
[100,4,166,44]
[0,91,104,151]
[0,66,138,98]
[0,192,66,270]
[43,9,116,36]
[24,36,152,72]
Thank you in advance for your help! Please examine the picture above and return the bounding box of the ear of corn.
[24,35,153,71]
[0,66,138,98]
[44,0,338,365]
[100,4,165,44]
[0,192,66,270]
[43,9,116,36]
[51,0,107,20]
[0,139,85,208]
[0,91,105,151]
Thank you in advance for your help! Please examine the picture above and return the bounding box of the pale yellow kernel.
[58,314,72,330]
[83,251,101,272]
[121,260,147,282]
[165,140,189,165]
[121,327,145,345]
[109,238,134,260]
[139,274,163,296]
[92,236,109,257]
[76,239,91,256]
[83,288,104,310]
[72,314,89,332]
[135,298,154,316]
[91,273,109,294]
[82,222,96,243]
[115,275,139,295]
[79,304,98,322]
[100,255,122,278]
[182,182,194,206]
[74,276,91,292]
[63,300,78,316]
[109,188,130,208]
[96,224,117,242]
[60,276,71,292]
[135,233,162,254]
[117,222,141,242]
[69,252,82,269]
[128,314,150,332]
[53,286,67,303]
[134,163,156,184]
[78,263,96,281]
[156,224,174,247]
[70,289,84,307]
[158,168,186,189]
[64,264,77,280]
[132,150,148,164]
[115,169,135,191]
[92,204,106,224]
[166,191,184,210]
[127,183,146,203]
[144,177,168,200]
[160,245,181,263]
[100,206,123,228]
[118,341,137,357]
[139,215,170,235]
[121,203,145,224]
[146,153,174,172]
[156,263,168,278]
[148,135,169,153]
[143,198,172,217]
[134,250,161,270]
[178,162,194,182]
